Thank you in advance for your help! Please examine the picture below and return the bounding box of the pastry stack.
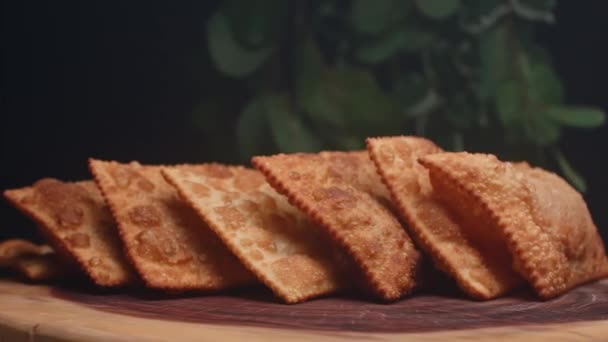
[2,136,606,303]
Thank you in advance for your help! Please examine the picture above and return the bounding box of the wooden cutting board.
[0,278,607,341]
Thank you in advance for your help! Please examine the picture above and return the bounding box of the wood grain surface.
[0,279,607,341]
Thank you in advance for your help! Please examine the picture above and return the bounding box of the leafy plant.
[198,0,605,192]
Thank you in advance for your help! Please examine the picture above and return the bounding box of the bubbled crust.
[3,179,134,286]
[89,159,254,291]
[367,136,522,299]
[316,151,393,202]
[419,152,608,299]
[252,152,421,301]
[162,165,345,303]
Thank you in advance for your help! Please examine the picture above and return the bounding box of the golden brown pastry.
[4,180,134,286]
[253,152,421,301]
[162,164,345,303]
[89,159,254,291]
[419,152,608,299]
[367,136,522,299]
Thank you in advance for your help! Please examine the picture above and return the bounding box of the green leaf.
[356,30,408,64]
[236,97,273,160]
[529,62,563,104]
[318,0,336,16]
[331,67,397,134]
[392,72,429,114]
[546,106,606,128]
[554,149,587,193]
[444,93,477,129]
[350,0,407,34]
[222,0,288,48]
[356,28,435,64]
[302,66,398,136]
[496,80,524,127]
[334,135,365,150]
[295,38,324,111]
[304,89,346,127]
[525,112,560,146]
[207,13,273,78]
[265,93,322,153]
[460,0,502,27]
[296,40,346,128]
[478,23,509,101]
[521,0,556,11]
[415,0,460,19]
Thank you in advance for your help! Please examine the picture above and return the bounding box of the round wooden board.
[0,279,607,341]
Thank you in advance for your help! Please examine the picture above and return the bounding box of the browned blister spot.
[251,191,278,212]
[378,145,395,164]
[56,206,85,229]
[206,178,228,191]
[110,165,137,188]
[213,205,246,231]
[234,171,266,192]
[134,229,192,265]
[240,200,259,215]
[222,192,240,203]
[202,164,234,179]
[66,232,91,248]
[137,178,156,192]
[314,187,358,210]
[239,238,253,247]
[256,236,277,253]
[317,151,392,202]
[188,181,211,197]
[249,249,264,261]
[32,179,87,229]
[327,153,362,170]
[88,257,102,267]
[262,213,289,233]
[128,205,162,228]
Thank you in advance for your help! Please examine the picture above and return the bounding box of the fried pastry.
[367,136,522,299]
[253,152,421,301]
[89,159,254,291]
[0,239,52,267]
[4,179,134,286]
[315,151,392,202]
[162,164,345,303]
[12,253,68,282]
[419,152,608,299]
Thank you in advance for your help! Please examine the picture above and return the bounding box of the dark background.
[2,1,607,244]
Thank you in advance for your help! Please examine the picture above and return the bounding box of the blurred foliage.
[195,0,605,192]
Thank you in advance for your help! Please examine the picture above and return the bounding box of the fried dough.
[4,179,134,286]
[162,164,345,303]
[253,152,420,301]
[367,136,522,299]
[12,253,67,282]
[316,151,392,202]
[419,152,608,299]
[89,159,254,291]
[0,239,52,267]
